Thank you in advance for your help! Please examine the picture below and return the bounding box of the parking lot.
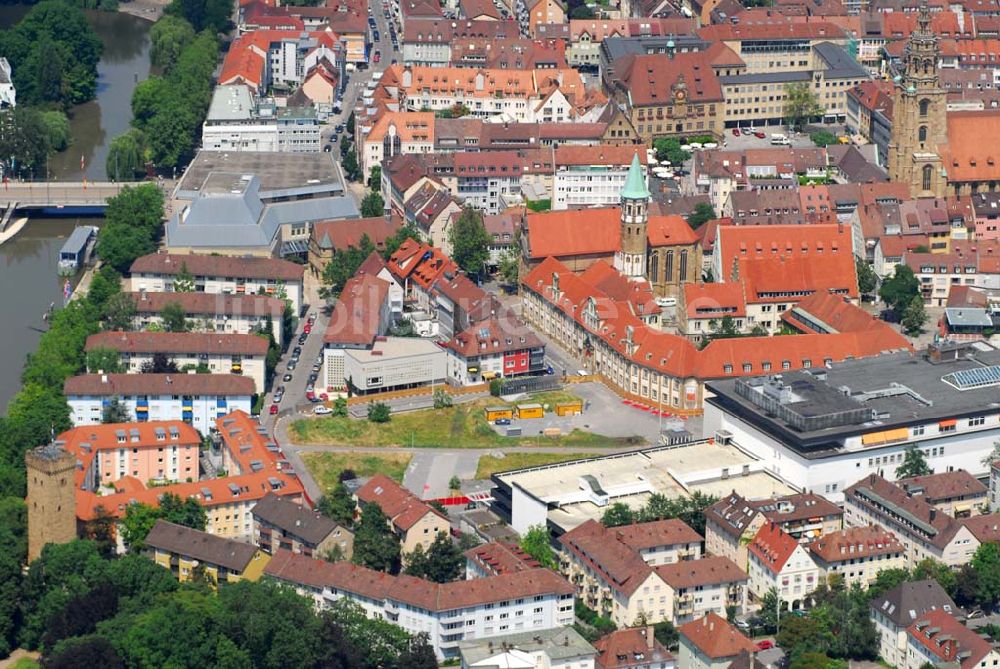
[492,382,702,442]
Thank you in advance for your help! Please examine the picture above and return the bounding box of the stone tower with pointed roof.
[888,0,947,198]
[615,153,649,278]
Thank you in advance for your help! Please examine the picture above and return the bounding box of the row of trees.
[107,18,218,178]
[10,539,437,668]
[601,491,718,535]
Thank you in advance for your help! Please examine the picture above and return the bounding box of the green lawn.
[303,452,413,491]
[290,396,635,449]
[475,452,596,479]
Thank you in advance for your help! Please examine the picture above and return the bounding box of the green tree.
[498,246,520,285]
[381,222,421,260]
[397,633,438,669]
[101,292,137,333]
[856,258,877,298]
[106,130,146,182]
[317,482,356,528]
[434,388,453,409]
[325,599,410,668]
[868,567,910,599]
[101,396,131,424]
[86,348,123,374]
[686,202,716,229]
[342,149,360,181]
[320,235,375,298]
[403,532,464,583]
[368,165,382,189]
[0,107,51,176]
[352,504,401,574]
[601,502,636,527]
[448,475,461,490]
[982,440,1000,468]
[784,82,823,131]
[160,302,188,333]
[360,190,384,217]
[171,262,195,292]
[149,15,196,72]
[653,620,678,649]
[489,378,503,397]
[449,207,492,277]
[879,264,920,314]
[653,137,690,165]
[570,4,594,17]
[367,401,391,423]
[119,493,206,551]
[140,352,178,373]
[777,614,833,661]
[790,653,846,669]
[332,396,348,417]
[973,542,1000,609]
[896,447,931,478]
[902,295,927,335]
[46,635,124,669]
[639,491,717,535]
[810,130,838,147]
[40,110,71,152]
[912,559,958,598]
[519,525,556,569]
[757,588,782,634]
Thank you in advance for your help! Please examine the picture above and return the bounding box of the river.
[0,9,152,409]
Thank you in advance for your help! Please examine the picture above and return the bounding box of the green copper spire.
[620,152,649,201]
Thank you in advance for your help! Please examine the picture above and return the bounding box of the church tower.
[615,153,649,279]
[26,443,77,562]
[887,0,947,198]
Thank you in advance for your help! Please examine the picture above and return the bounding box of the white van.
[655,296,678,308]
[770,133,790,146]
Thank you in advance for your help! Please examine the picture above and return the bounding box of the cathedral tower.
[615,153,649,278]
[887,0,947,198]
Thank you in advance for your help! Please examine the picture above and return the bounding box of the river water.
[0,9,152,409]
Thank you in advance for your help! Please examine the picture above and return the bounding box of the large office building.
[703,341,1000,503]
[202,85,322,153]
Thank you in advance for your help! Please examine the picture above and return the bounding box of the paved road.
[262,304,330,432]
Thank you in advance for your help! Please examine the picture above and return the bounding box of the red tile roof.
[655,556,747,589]
[323,273,390,345]
[615,52,724,106]
[647,215,699,248]
[942,111,1000,183]
[524,208,621,259]
[555,145,647,167]
[684,282,747,320]
[310,216,402,251]
[130,252,304,282]
[579,262,661,320]
[738,254,859,302]
[808,525,904,564]
[715,224,853,281]
[355,473,446,531]
[443,316,544,358]
[748,522,801,574]
[127,292,286,319]
[679,613,757,660]
[463,541,541,576]
[86,331,270,356]
[906,609,993,669]
[595,627,674,669]
[64,373,256,397]
[781,293,909,345]
[265,549,574,610]
[698,20,845,40]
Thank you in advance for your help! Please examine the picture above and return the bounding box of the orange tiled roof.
[942,111,1000,183]
[684,282,747,319]
[906,609,993,669]
[679,613,757,660]
[748,522,801,574]
[524,207,622,259]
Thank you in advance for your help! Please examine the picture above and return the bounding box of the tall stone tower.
[887,0,947,198]
[26,443,77,562]
[615,152,650,278]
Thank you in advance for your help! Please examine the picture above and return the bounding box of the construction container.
[515,403,544,419]
[555,401,583,416]
[484,407,514,422]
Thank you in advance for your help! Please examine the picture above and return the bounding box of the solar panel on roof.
[942,364,1000,390]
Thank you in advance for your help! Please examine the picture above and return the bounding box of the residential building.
[307,217,402,276]
[401,18,518,66]
[264,550,576,660]
[746,522,820,610]
[449,37,567,70]
[68,420,200,488]
[905,609,1000,669]
[85,331,269,393]
[566,17,697,68]
[65,374,255,430]
[321,268,396,389]
[525,0,565,37]
[459,627,597,669]
[593,627,675,669]
[896,471,988,517]
[128,291,287,348]
[355,474,451,555]
[702,340,999,503]
[443,317,546,385]
[201,85,321,153]
[64,411,303,544]
[678,613,757,669]
[843,474,981,567]
[145,520,271,585]
[807,525,906,588]
[552,146,648,210]
[704,492,843,569]
[128,252,306,314]
[252,493,354,559]
[360,111,435,179]
[871,580,959,669]
[405,182,461,253]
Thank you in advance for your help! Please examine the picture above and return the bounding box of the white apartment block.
[746,523,820,610]
[807,526,907,589]
[552,148,647,211]
[264,551,575,661]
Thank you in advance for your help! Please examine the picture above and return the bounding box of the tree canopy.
[448,207,492,277]
[879,264,920,315]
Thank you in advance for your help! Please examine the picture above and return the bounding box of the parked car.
[756,641,774,651]
[306,390,316,402]
[283,373,293,382]
[303,323,312,334]
[735,620,751,631]
[269,404,279,415]
[334,124,344,133]
[373,50,381,63]
[494,418,511,426]
[732,128,740,136]
[314,405,333,415]
[308,373,319,384]
[298,334,308,345]
[293,346,302,355]
[287,360,297,370]
[323,144,332,153]
[753,131,766,139]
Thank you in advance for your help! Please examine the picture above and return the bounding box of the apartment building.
[459,627,598,669]
[128,252,305,314]
[559,519,746,626]
[355,474,451,555]
[746,523,820,610]
[64,374,255,430]
[85,331,268,394]
[593,627,675,669]
[264,550,575,660]
[201,85,321,153]
[870,580,959,669]
[807,525,906,588]
[704,491,842,569]
[905,610,1000,669]
[64,411,303,546]
[145,520,271,585]
[128,291,287,348]
[896,471,988,518]
[442,317,546,385]
[465,541,542,579]
[843,474,980,567]
[360,111,435,178]
[252,493,354,560]
[678,613,757,669]
[552,145,648,210]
